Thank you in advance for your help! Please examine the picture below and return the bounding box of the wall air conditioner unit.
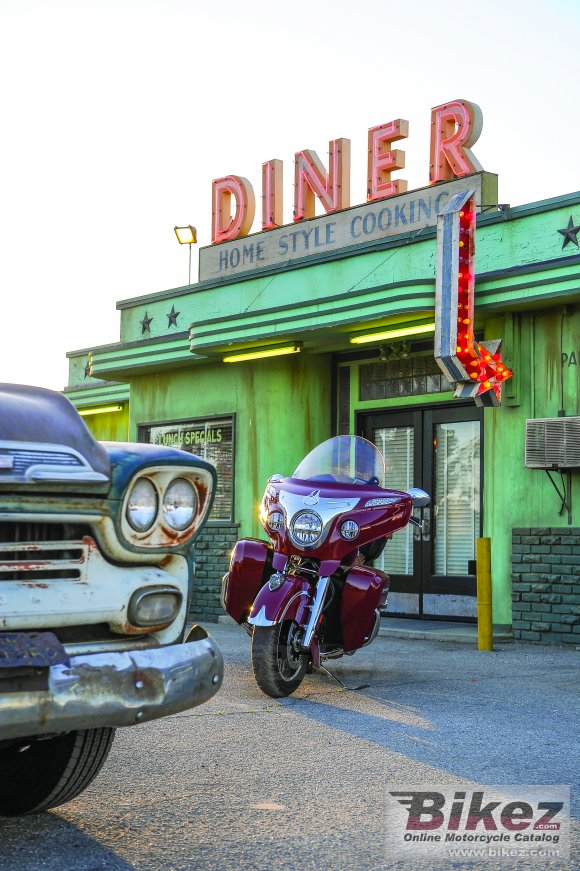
[525,417,580,470]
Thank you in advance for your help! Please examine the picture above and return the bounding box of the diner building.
[65,158,580,644]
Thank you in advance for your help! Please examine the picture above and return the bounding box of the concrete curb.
[217,613,513,644]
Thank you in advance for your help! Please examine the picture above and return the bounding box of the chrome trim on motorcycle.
[278,490,361,551]
[300,576,330,652]
[279,590,310,623]
[362,609,382,647]
[247,605,275,627]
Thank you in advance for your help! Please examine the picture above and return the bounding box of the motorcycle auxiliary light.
[290,511,323,545]
[340,519,360,540]
[267,510,284,531]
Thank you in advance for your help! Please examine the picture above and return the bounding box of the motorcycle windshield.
[292,436,385,486]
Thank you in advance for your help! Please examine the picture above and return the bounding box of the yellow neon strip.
[223,346,301,363]
[78,404,124,416]
[350,323,436,345]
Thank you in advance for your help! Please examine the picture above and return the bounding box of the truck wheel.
[251,621,308,698]
[0,727,115,816]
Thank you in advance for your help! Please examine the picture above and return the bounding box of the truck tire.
[0,727,115,816]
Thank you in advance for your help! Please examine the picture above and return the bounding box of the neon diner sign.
[211,99,484,244]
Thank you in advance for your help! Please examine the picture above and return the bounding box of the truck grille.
[0,523,92,582]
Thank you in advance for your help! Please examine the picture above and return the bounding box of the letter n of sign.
[434,189,513,407]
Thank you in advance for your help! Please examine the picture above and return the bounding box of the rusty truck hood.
[0,382,111,490]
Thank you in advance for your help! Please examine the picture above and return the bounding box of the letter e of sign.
[367,119,409,201]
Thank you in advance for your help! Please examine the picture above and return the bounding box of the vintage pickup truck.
[0,383,223,816]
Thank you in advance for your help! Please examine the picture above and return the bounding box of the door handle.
[421,507,431,541]
[412,507,431,541]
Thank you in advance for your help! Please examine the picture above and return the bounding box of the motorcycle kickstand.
[317,662,370,693]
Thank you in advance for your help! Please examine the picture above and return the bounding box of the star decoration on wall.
[140,311,153,334]
[558,216,580,249]
[166,305,180,328]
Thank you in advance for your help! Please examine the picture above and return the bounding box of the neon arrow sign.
[435,189,512,406]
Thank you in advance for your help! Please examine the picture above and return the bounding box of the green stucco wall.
[126,353,332,539]
[80,407,130,442]
[484,310,579,625]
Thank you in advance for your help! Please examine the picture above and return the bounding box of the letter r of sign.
[430,99,483,183]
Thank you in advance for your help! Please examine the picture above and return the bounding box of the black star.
[558,216,580,249]
[166,305,180,328]
[140,311,153,334]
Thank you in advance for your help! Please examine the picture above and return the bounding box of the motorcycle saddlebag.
[221,538,273,624]
[340,565,387,652]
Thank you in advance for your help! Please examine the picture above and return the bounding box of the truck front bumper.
[0,627,223,742]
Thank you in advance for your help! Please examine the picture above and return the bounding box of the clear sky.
[0,0,578,391]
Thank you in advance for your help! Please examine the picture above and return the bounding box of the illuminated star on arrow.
[140,311,153,334]
[558,216,580,249]
[166,305,180,328]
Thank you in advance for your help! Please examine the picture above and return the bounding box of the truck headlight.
[128,586,183,627]
[121,465,214,548]
[126,477,158,532]
[163,478,198,530]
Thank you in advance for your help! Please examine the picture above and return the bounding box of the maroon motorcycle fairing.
[341,565,388,652]
[221,538,274,624]
[248,575,312,626]
[262,477,412,562]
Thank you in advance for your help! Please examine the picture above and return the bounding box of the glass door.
[361,404,482,620]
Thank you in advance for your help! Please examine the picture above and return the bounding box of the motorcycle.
[221,435,429,697]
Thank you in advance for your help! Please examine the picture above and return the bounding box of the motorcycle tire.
[0,727,115,816]
[251,620,308,698]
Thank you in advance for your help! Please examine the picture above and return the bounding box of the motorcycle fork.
[300,576,330,657]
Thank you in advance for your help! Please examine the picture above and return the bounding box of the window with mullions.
[359,357,453,401]
[138,416,234,521]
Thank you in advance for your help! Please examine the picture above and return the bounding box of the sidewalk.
[217,613,513,643]
[378,616,513,643]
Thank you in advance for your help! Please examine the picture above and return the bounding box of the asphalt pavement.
[0,624,577,871]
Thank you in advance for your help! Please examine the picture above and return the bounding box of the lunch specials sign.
[199,99,498,282]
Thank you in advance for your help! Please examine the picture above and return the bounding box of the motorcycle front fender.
[247,576,312,628]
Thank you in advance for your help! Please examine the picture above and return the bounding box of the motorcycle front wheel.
[251,620,308,698]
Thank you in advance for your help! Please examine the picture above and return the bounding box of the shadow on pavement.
[0,810,135,871]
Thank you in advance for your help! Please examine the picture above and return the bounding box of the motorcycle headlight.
[126,477,158,532]
[290,511,323,546]
[163,477,198,531]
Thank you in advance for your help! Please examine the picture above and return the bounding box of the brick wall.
[511,527,580,644]
[190,522,240,622]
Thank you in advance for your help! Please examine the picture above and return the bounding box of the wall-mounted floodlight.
[174,225,197,284]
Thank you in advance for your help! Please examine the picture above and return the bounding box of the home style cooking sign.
[198,99,497,282]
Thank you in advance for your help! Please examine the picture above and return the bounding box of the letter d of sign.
[435,189,513,407]
[212,176,256,243]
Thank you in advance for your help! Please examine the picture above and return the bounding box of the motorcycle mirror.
[407,487,430,507]
[268,474,285,483]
